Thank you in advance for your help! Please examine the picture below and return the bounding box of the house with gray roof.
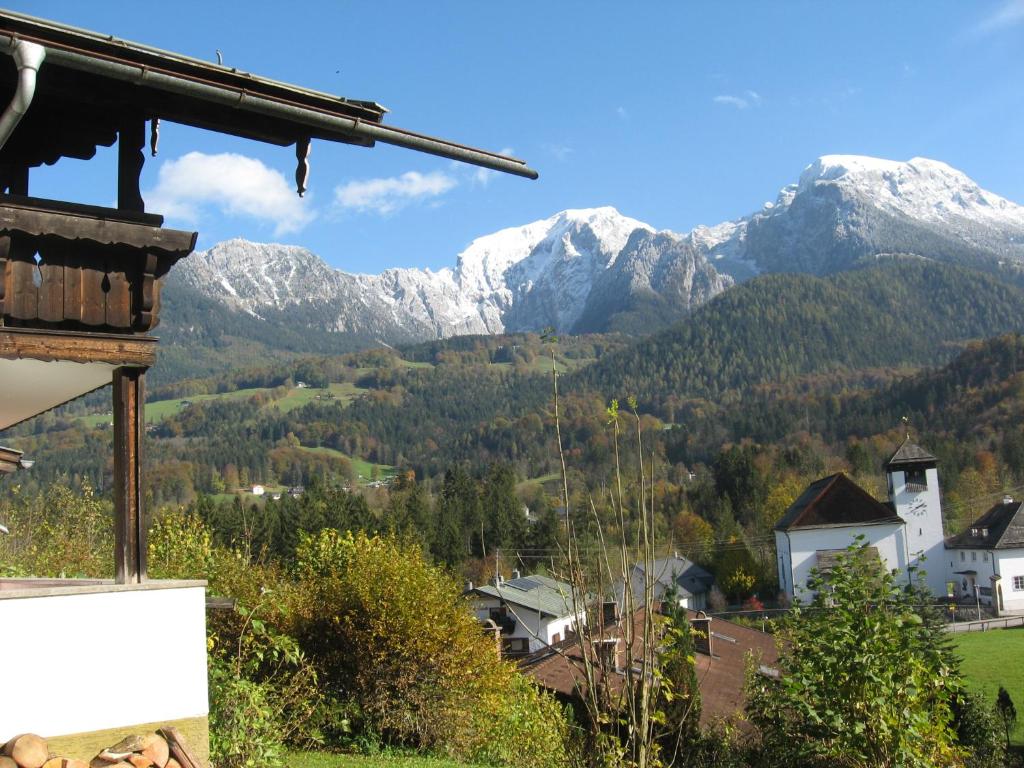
[945,495,1024,613]
[621,554,715,611]
[465,572,583,656]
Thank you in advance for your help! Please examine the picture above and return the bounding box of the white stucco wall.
[0,581,208,739]
[782,522,908,602]
[996,552,1024,611]
[889,466,946,595]
[947,548,998,604]
[470,594,581,652]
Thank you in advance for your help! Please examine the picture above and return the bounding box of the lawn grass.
[285,751,482,768]
[297,445,394,485]
[273,382,367,414]
[953,626,1024,745]
[79,387,273,426]
[516,472,561,495]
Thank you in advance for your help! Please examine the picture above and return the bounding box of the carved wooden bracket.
[295,137,311,197]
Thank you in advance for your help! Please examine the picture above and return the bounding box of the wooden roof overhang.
[0,9,538,180]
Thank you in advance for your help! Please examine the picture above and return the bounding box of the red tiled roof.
[521,609,778,728]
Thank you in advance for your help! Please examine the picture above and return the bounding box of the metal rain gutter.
[0,38,44,152]
[0,33,538,180]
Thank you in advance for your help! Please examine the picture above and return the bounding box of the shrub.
[280,530,570,768]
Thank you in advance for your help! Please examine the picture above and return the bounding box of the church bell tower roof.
[885,437,937,471]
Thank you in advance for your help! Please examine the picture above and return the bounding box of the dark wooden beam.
[0,327,157,366]
[113,366,146,584]
[117,114,146,213]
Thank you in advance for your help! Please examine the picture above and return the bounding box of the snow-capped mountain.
[167,155,1024,348]
[691,155,1024,280]
[169,207,732,342]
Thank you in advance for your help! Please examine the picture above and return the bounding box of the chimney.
[512,569,521,580]
[691,611,713,657]
[602,600,620,626]
[494,572,503,587]
[594,638,622,672]
[1004,495,1014,505]
[465,580,474,593]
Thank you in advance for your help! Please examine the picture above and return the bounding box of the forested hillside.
[577,259,1024,418]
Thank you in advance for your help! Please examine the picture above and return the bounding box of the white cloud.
[616,106,630,120]
[713,95,748,109]
[145,151,314,236]
[713,90,762,110]
[334,170,457,214]
[973,0,1024,35]
[543,143,574,161]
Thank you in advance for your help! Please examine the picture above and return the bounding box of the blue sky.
[9,1,1024,272]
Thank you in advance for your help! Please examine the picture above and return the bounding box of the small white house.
[251,484,265,496]
[945,496,1024,613]
[465,573,583,656]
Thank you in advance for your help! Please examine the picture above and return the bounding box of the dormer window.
[905,468,928,492]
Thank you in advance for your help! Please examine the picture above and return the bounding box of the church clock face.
[908,498,927,516]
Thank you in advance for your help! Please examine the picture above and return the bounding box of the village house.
[776,437,948,601]
[945,495,1024,613]
[521,607,778,729]
[465,572,583,656]
[0,8,534,764]
[620,553,715,611]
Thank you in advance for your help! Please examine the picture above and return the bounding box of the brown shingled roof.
[774,473,903,531]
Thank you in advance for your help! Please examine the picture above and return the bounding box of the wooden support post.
[118,115,146,213]
[113,366,146,583]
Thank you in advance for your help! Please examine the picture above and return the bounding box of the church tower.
[886,437,946,596]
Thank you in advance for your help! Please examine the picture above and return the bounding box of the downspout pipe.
[0,39,45,152]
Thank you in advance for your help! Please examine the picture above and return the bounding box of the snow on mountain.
[693,155,1024,279]
[171,206,719,342]
[170,155,1024,346]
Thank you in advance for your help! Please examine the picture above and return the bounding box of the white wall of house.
[627,571,707,612]
[996,552,1024,611]
[0,581,208,740]
[778,522,908,603]
[889,466,946,595]
[470,595,581,652]
[946,548,998,605]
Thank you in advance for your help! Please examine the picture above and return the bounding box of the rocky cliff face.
[169,155,1024,346]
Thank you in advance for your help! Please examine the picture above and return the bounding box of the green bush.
[280,530,570,768]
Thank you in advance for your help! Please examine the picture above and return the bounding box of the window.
[960,551,966,562]
[905,468,928,492]
[983,552,989,562]
[972,551,977,562]
[1014,576,1024,591]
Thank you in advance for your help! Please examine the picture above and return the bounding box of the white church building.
[775,438,947,601]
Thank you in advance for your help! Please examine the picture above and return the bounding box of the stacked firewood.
[1,728,200,768]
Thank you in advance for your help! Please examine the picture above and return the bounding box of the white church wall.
[783,522,908,603]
